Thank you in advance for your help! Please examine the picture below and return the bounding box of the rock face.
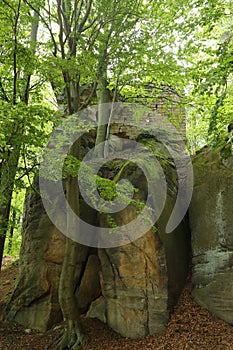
[4,184,63,331]
[98,229,168,338]
[76,254,101,313]
[87,151,190,339]
[4,136,190,339]
[189,148,233,325]
[4,179,99,332]
[94,218,190,339]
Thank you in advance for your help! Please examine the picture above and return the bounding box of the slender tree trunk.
[7,209,17,255]
[23,10,40,104]
[95,67,111,157]
[0,148,20,270]
[0,201,12,269]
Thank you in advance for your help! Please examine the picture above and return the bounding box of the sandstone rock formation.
[97,230,169,338]
[4,181,65,331]
[87,147,190,339]
[4,178,99,331]
[4,135,190,339]
[189,147,233,325]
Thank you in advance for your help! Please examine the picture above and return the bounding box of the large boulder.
[5,133,190,338]
[189,147,233,325]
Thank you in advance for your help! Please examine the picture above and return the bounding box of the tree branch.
[77,0,93,33]
[12,0,21,105]
[23,0,58,56]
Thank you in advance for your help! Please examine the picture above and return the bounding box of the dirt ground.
[0,259,233,350]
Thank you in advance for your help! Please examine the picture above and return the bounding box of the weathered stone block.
[189,148,233,325]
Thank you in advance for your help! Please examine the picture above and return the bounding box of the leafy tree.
[29,1,219,349]
[3,0,232,348]
[186,0,233,152]
[0,0,54,269]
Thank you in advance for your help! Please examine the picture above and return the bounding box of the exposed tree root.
[56,320,88,350]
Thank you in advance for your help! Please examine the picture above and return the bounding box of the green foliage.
[3,189,25,257]
[1,0,233,262]
[0,0,58,262]
[186,1,233,151]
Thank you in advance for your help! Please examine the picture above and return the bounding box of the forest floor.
[0,258,233,350]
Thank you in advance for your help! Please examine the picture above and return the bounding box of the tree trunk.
[56,176,87,350]
[7,208,16,255]
[95,71,111,157]
[0,148,20,270]
[54,5,111,348]
[0,201,11,270]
